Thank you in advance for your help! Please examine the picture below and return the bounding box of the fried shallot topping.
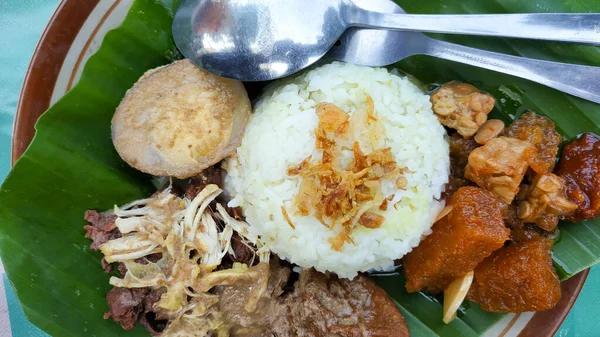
[288,99,406,251]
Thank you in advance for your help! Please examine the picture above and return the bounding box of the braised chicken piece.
[430,81,496,137]
[442,133,479,199]
[505,112,563,174]
[556,133,600,222]
[404,187,509,293]
[467,237,561,312]
[518,173,578,231]
[465,137,536,204]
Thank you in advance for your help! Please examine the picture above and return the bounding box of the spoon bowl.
[173,0,347,81]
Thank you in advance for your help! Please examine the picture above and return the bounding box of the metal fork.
[326,0,600,104]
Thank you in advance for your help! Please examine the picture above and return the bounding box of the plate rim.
[11,1,590,336]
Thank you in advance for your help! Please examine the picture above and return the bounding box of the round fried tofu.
[112,59,251,178]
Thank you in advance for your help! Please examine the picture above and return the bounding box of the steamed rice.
[224,62,449,278]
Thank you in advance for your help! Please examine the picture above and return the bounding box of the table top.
[0,1,598,336]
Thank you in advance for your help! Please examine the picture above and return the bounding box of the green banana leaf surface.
[0,0,599,336]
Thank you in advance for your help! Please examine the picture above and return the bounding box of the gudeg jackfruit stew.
[83,60,600,336]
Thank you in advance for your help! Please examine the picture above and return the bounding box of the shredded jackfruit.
[98,185,269,336]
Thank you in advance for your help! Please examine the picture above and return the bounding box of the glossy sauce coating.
[403,187,509,293]
[467,237,561,312]
[556,133,600,222]
[505,111,562,174]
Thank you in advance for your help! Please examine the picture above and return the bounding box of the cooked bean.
[475,112,488,125]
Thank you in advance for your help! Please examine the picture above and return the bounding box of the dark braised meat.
[214,258,410,337]
[139,288,169,335]
[219,232,257,270]
[229,233,256,265]
[501,203,545,243]
[84,210,120,250]
[85,210,129,275]
[467,237,561,312]
[505,112,562,174]
[135,253,163,265]
[556,133,600,222]
[277,270,410,337]
[442,133,479,199]
[104,287,167,335]
[430,82,496,137]
[186,165,224,199]
[404,187,509,293]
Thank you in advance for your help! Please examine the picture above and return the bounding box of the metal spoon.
[327,0,600,104]
[172,0,600,81]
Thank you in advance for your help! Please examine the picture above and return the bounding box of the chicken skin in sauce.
[465,137,535,204]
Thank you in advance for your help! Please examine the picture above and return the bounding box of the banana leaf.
[0,0,599,336]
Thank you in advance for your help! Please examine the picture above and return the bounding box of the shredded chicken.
[431,81,496,137]
[518,174,578,231]
[288,100,406,251]
[99,186,269,337]
[465,137,536,203]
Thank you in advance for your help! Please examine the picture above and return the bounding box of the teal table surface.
[0,1,598,336]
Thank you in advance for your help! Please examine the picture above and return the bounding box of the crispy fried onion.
[288,98,407,251]
[99,185,268,336]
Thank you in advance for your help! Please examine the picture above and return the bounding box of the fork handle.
[423,39,600,104]
[348,10,600,45]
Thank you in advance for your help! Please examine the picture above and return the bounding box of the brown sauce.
[556,133,600,222]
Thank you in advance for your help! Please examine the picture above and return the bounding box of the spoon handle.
[423,39,600,104]
[349,11,600,45]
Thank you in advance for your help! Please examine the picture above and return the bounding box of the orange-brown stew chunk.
[505,112,562,174]
[467,237,561,312]
[556,133,600,222]
[404,187,509,293]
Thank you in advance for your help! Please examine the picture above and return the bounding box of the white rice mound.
[224,62,449,278]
